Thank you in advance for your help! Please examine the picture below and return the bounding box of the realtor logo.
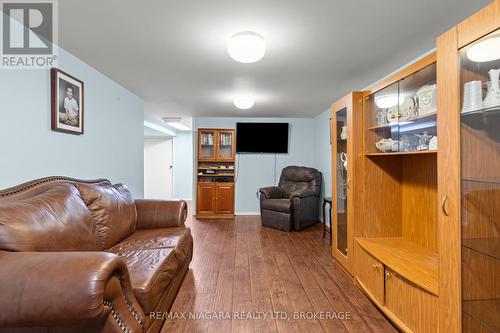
[1,0,58,69]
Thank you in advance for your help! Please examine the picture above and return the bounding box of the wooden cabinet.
[215,183,235,214]
[198,128,235,162]
[354,243,384,304]
[353,53,440,332]
[437,2,500,332]
[196,128,235,219]
[196,183,216,215]
[355,239,439,333]
[331,92,364,275]
[385,269,438,333]
[196,182,235,218]
[217,130,236,161]
[333,4,499,333]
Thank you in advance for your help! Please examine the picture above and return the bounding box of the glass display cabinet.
[331,92,363,275]
[217,130,235,160]
[365,63,437,155]
[460,30,500,333]
[198,129,235,162]
[199,129,216,160]
[437,2,499,332]
[336,108,348,258]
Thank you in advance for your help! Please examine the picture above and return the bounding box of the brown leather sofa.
[0,177,193,333]
[259,166,322,231]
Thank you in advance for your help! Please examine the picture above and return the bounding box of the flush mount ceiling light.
[233,95,255,109]
[375,95,404,109]
[467,36,500,62]
[227,31,266,63]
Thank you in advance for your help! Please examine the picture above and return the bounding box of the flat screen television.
[236,122,289,153]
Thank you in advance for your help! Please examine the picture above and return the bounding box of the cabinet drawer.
[385,269,438,333]
[354,242,384,304]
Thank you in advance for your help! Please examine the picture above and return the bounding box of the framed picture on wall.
[51,68,84,135]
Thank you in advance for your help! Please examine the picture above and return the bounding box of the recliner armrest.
[135,199,187,229]
[259,186,283,199]
[0,251,145,330]
[290,189,318,199]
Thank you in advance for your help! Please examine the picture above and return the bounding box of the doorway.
[144,138,174,199]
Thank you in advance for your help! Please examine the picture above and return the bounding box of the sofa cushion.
[109,228,192,313]
[77,183,137,249]
[261,198,292,213]
[0,184,102,251]
[109,227,188,252]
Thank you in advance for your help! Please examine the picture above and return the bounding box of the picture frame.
[51,68,84,135]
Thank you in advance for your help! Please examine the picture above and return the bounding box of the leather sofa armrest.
[259,186,283,199]
[0,251,145,331]
[135,199,188,229]
[290,189,318,199]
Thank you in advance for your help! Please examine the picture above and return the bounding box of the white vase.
[483,69,500,108]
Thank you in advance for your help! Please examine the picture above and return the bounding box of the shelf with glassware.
[459,33,500,333]
[356,53,440,333]
[364,59,438,156]
[437,2,500,332]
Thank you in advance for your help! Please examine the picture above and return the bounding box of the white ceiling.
[58,0,490,118]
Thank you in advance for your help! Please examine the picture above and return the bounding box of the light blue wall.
[314,109,332,226]
[194,117,317,213]
[174,131,194,199]
[0,48,145,196]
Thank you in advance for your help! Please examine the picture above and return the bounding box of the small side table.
[322,197,333,244]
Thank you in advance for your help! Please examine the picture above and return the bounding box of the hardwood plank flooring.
[161,211,397,333]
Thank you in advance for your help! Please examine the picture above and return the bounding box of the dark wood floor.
[161,212,397,333]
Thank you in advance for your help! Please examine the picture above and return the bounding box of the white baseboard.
[235,212,260,216]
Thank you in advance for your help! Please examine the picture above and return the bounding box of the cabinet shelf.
[463,299,500,332]
[365,150,437,157]
[461,105,500,118]
[462,177,500,185]
[198,167,234,171]
[197,174,234,177]
[356,237,438,295]
[462,238,500,260]
[368,112,438,130]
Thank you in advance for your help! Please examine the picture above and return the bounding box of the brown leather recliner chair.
[0,177,193,333]
[259,166,322,231]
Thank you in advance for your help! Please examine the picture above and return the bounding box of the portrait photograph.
[51,68,84,135]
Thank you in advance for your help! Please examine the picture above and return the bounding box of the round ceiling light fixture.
[466,36,500,62]
[227,31,266,63]
[233,95,255,109]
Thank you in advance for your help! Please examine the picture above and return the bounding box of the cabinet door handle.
[372,264,381,270]
[441,195,449,216]
[386,272,393,279]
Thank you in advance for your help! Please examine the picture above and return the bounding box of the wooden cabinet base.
[355,239,439,332]
[356,278,414,333]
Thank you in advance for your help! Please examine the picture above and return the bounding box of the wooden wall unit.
[330,92,364,276]
[437,1,500,333]
[353,53,440,333]
[328,4,499,333]
[196,128,236,219]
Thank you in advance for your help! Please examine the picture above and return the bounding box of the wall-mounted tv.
[236,122,289,153]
